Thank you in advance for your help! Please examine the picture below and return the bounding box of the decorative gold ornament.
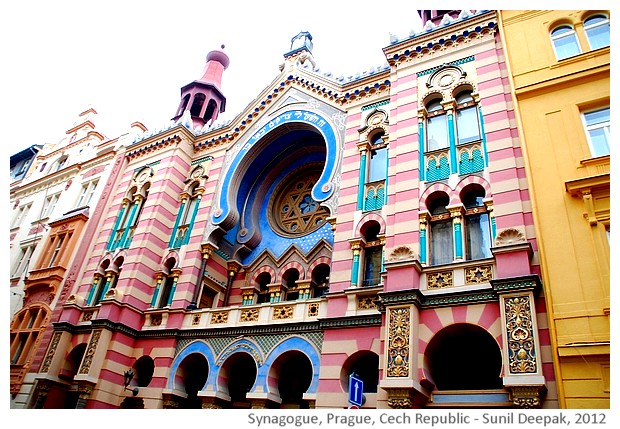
[358,295,378,310]
[240,309,259,322]
[273,305,294,320]
[307,303,319,317]
[427,271,453,289]
[40,331,62,373]
[504,296,537,374]
[465,265,493,284]
[78,330,101,374]
[387,307,410,377]
[211,311,229,324]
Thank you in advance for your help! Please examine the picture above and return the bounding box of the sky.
[2,0,431,155]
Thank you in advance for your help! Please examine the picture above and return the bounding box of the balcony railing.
[142,298,326,331]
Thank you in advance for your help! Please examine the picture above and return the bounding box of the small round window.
[270,167,329,237]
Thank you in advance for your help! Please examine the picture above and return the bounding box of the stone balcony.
[142,298,327,331]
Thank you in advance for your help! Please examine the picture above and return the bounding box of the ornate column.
[484,199,496,240]
[349,239,362,287]
[223,261,241,306]
[419,212,430,264]
[75,381,95,409]
[150,273,165,307]
[169,193,188,247]
[379,304,430,408]
[448,205,464,260]
[166,268,182,307]
[188,244,213,309]
[31,379,52,408]
[443,101,458,174]
[418,110,426,181]
[357,146,368,210]
[492,276,547,408]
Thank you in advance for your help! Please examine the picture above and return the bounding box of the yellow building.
[498,10,610,408]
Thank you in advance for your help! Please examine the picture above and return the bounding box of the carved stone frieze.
[509,385,547,408]
[78,330,101,375]
[40,331,62,373]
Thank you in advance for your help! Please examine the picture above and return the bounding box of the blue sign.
[348,374,364,406]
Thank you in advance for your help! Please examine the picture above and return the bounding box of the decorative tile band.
[362,100,390,111]
[417,56,475,76]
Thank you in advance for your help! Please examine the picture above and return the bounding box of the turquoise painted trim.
[381,246,385,273]
[119,202,139,249]
[150,282,160,307]
[491,217,497,241]
[420,229,427,264]
[454,222,463,259]
[86,278,99,306]
[169,200,186,247]
[358,153,367,210]
[167,279,178,306]
[184,195,201,245]
[352,254,360,286]
[100,277,112,302]
[478,106,489,166]
[362,100,390,111]
[106,205,126,250]
[383,148,389,206]
[419,121,425,181]
[133,160,160,173]
[447,113,457,174]
[192,156,213,165]
[417,56,475,76]
[213,110,338,226]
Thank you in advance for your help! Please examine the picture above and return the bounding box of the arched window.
[282,268,300,300]
[363,130,388,211]
[53,156,68,172]
[361,222,384,287]
[454,90,481,145]
[190,93,206,117]
[425,98,449,151]
[428,194,454,266]
[157,258,177,308]
[203,99,218,125]
[311,263,330,297]
[550,25,581,59]
[256,272,272,304]
[462,188,492,260]
[584,14,610,50]
[10,305,49,366]
[90,256,123,305]
[171,182,201,248]
[108,183,150,251]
